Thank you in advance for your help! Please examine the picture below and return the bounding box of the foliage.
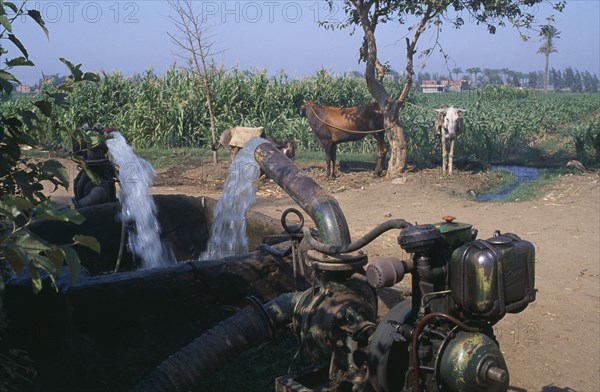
[538,24,561,93]
[12,66,600,166]
[1,3,100,293]
[1,4,102,388]
[501,169,565,202]
[571,118,600,167]
[35,66,386,152]
[401,91,600,164]
[318,0,565,176]
[538,25,561,57]
[169,0,221,163]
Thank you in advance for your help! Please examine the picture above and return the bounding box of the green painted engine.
[366,217,536,392]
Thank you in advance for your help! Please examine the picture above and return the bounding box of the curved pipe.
[131,292,302,392]
[302,219,412,255]
[246,137,351,248]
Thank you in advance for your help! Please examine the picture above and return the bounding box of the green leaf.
[41,159,69,189]
[0,77,14,94]
[7,33,28,58]
[0,195,32,220]
[4,2,19,14]
[72,156,101,185]
[51,92,69,108]
[62,247,81,283]
[29,264,43,293]
[33,100,53,116]
[34,200,86,224]
[27,9,49,39]
[82,72,100,82]
[59,58,83,80]
[0,69,18,82]
[5,56,34,67]
[57,80,74,93]
[31,253,59,278]
[19,109,37,129]
[15,232,51,255]
[2,246,25,275]
[73,235,101,253]
[0,15,12,33]
[12,170,35,200]
[45,248,65,272]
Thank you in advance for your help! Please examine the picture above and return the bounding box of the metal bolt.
[486,366,507,383]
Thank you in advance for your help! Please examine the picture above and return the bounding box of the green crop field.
[4,68,600,166]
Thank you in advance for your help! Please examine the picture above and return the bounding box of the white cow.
[434,106,466,175]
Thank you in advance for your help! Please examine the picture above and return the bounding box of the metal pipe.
[247,137,351,247]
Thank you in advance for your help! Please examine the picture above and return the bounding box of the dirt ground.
[50,158,600,392]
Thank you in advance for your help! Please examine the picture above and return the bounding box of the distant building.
[448,80,470,92]
[15,84,32,93]
[421,80,470,93]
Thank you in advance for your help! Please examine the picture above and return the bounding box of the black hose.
[257,243,293,258]
[131,293,302,392]
[262,233,303,245]
[303,219,413,255]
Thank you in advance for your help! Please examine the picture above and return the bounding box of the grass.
[136,146,376,168]
[451,169,516,201]
[294,150,376,165]
[477,169,516,195]
[137,147,229,169]
[501,169,565,202]
[196,329,300,392]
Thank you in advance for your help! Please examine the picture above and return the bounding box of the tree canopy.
[321,0,566,176]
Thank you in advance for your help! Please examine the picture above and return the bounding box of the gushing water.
[106,131,173,269]
[201,145,261,260]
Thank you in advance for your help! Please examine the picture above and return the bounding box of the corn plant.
[19,68,600,165]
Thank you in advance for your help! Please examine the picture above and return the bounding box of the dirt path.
[47,158,600,391]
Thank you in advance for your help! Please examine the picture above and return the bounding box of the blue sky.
[9,0,600,85]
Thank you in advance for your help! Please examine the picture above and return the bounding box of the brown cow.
[301,101,387,178]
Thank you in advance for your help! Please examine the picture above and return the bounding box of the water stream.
[200,143,261,260]
[477,165,539,202]
[106,131,174,269]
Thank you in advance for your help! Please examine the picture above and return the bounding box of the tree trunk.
[544,53,549,93]
[200,70,218,164]
[384,108,406,177]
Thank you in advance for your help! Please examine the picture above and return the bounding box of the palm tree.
[451,67,462,81]
[466,67,481,87]
[501,68,511,84]
[538,25,561,93]
[483,68,501,85]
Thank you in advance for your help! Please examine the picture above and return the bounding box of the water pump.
[281,215,536,392]
[249,137,537,392]
[133,138,537,392]
[366,217,535,392]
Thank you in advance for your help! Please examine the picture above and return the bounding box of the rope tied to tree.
[306,104,389,134]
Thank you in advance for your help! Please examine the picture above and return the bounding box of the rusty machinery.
[255,137,537,392]
[134,138,536,392]
[276,214,535,392]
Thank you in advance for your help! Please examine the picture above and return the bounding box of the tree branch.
[354,0,388,107]
[396,3,434,110]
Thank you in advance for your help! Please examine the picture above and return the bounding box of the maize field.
[4,67,600,165]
